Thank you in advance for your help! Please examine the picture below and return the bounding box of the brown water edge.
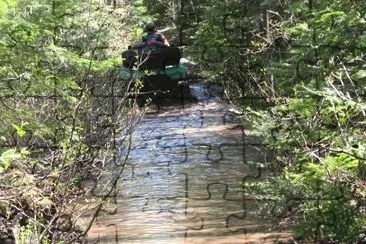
[80,99,292,243]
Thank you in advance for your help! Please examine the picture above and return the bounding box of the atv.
[119,45,192,105]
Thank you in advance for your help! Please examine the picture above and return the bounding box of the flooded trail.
[85,84,290,243]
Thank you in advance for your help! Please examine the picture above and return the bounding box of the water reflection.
[86,89,290,243]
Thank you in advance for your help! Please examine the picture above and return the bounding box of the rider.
[123,22,173,69]
[142,22,170,47]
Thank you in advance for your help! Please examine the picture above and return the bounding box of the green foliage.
[190,0,366,241]
[0,0,136,242]
[16,219,52,244]
[188,0,268,102]
[246,84,365,241]
[248,153,363,242]
[244,0,365,240]
[0,149,19,171]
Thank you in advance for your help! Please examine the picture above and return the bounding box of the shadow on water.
[83,83,291,243]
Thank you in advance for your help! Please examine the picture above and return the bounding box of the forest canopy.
[0,0,365,242]
[0,0,140,242]
[184,0,366,241]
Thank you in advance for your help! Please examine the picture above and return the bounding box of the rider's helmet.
[145,22,156,33]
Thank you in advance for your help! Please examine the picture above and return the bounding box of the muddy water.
[86,84,290,243]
